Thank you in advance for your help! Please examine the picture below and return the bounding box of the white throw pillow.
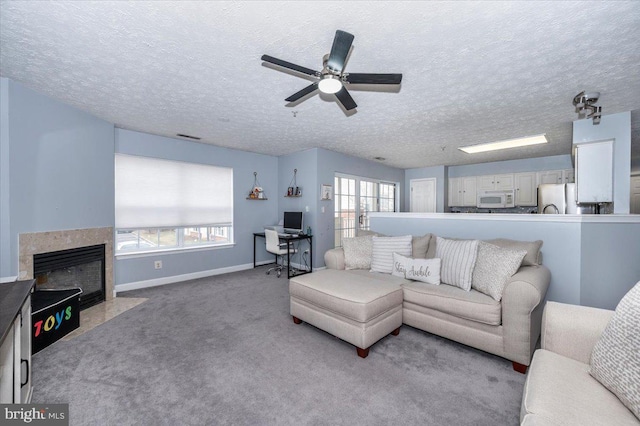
[471,242,526,301]
[342,235,374,270]
[435,237,479,291]
[393,253,440,285]
[370,235,412,274]
[590,281,640,420]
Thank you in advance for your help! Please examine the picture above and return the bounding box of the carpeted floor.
[32,266,526,425]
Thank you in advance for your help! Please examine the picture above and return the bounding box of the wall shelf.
[247,172,267,200]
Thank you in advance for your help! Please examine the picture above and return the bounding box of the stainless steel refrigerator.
[537,184,578,214]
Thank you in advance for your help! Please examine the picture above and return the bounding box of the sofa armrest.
[502,265,551,365]
[324,248,345,270]
[541,301,613,364]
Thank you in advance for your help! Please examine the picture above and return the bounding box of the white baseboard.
[115,260,273,294]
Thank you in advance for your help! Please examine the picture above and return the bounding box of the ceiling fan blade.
[335,87,357,111]
[261,55,319,77]
[285,83,318,102]
[345,73,403,85]
[327,30,354,73]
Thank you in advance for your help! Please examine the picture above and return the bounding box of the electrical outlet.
[154,260,162,269]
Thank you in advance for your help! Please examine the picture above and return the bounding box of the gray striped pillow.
[435,237,479,291]
[370,235,413,274]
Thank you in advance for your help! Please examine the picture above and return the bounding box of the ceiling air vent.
[177,133,201,140]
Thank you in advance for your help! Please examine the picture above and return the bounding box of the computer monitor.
[283,211,303,234]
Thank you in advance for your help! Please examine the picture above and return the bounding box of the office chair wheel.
[277,270,282,278]
[266,270,271,275]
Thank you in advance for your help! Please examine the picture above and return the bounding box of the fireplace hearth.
[33,244,106,310]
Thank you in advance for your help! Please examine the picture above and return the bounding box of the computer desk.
[253,232,313,279]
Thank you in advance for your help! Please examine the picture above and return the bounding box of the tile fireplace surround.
[19,227,114,301]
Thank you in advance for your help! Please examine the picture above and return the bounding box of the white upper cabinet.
[537,170,563,184]
[514,172,537,206]
[537,169,574,185]
[477,174,514,191]
[448,176,477,207]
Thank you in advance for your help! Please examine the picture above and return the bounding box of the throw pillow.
[485,238,543,266]
[411,234,432,259]
[393,253,441,285]
[471,242,527,301]
[370,235,413,274]
[342,235,374,270]
[589,281,640,420]
[435,237,479,291]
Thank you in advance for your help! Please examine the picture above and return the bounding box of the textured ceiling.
[1,1,639,169]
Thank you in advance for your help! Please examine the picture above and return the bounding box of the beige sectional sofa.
[323,235,551,372]
[521,301,640,425]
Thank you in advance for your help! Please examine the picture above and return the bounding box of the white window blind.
[115,154,233,229]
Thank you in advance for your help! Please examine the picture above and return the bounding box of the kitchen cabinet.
[514,172,537,206]
[563,169,575,183]
[448,176,477,206]
[0,280,34,403]
[477,174,514,191]
[537,169,574,185]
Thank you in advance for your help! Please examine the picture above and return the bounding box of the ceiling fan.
[261,30,402,111]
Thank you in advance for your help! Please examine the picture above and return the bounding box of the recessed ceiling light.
[459,134,548,154]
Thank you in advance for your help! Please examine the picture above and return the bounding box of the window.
[115,154,233,254]
[334,174,397,247]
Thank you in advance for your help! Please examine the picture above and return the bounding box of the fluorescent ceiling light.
[459,134,548,154]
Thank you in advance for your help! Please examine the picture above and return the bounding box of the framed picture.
[321,184,332,200]
[295,187,302,196]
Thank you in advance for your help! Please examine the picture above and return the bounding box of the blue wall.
[114,129,279,286]
[316,148,405,267]
[1,78,10,277]
[1,79,115,278]
[369,213,640,309]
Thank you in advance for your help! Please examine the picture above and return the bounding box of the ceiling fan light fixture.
[459,134,548,154]
[318,76,343,94]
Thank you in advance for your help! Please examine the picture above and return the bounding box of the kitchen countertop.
[0,279,35,344]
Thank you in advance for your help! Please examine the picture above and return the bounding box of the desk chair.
[265,229,297,278]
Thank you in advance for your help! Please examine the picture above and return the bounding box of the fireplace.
[33,244,106,310]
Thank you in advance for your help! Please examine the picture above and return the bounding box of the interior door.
[410,178,436,212]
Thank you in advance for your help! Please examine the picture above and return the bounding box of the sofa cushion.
[402,280,501,325]
[289,269,403,323]
[370,235,413,274]
[521,349,640,426]
[472,242,526,301]
[590,281,640,420]
[411,234,432,258]
[485,238,542,266]
[342,235,373,270]
[435,237,479,291]
[392,253,441,285]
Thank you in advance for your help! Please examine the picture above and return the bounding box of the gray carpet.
[32,266,526,425]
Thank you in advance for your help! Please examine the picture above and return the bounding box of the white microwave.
[477,190,515,208]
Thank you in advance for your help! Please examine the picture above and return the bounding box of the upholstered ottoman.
[289,269,403,358]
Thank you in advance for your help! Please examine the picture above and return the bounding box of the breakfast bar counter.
[369,212,640,310]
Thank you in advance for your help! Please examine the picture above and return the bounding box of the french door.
[334,174,397,247]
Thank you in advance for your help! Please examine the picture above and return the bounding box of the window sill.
[115,243,235,259]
